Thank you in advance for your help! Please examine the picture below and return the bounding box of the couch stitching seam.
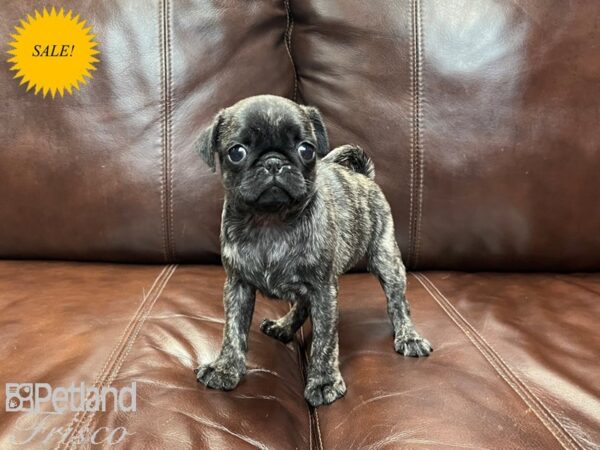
[413,0,425,269]
[64,264,178,449]
[408,0,425,269]
[166,0,176,261]
[414,273,578,449]
[284,0,299,102]
[159,0,175,262]
[53,265,171,450]
[407,0,416,269]
[159,0,169,262]
[413,273,581,450]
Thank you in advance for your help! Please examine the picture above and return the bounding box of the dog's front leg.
[195,276,256,390]
[304,283,347,407]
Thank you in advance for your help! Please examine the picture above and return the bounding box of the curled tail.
[322,144,375,179]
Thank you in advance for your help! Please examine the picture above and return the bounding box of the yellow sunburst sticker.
[7,7,99,98]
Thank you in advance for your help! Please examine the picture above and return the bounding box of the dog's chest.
[223,230,311,299]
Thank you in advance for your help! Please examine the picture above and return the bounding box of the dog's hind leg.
[367,213,432,357]
[260,299,309,344]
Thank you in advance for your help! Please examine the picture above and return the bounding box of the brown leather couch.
[1,1,599,449]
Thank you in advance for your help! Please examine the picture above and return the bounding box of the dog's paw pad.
[395,336,433,357]
[260,318,294,344]
[195,363,241,391]
[304,375,346,407]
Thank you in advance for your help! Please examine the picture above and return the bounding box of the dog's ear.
[303,106,329,156]
[195,111,225,173]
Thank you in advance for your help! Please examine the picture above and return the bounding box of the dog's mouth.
[236,166,312,214]
[255,185,292,210]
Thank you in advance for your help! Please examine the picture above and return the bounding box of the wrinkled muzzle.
[236,152,310,212]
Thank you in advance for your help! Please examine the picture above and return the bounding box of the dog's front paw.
[394,333,433,357]
[195,361,243,391]
[304,372,346,407]
[260,318,295,344]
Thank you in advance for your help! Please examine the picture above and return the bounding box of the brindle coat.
[194,95,432,407]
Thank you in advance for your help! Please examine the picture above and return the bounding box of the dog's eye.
[297,143,315,161]
[227,145,247,163]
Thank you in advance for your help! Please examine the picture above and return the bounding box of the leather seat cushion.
[1,262,598,449]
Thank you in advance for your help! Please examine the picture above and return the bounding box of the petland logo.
[5,382,137,446]
[5,382,137,413]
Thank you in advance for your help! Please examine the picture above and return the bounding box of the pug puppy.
[194,95,432,407]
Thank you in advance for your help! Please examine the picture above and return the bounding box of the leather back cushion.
[1,0,599,270]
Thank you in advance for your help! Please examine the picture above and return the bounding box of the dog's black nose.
[264,157,284,174]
